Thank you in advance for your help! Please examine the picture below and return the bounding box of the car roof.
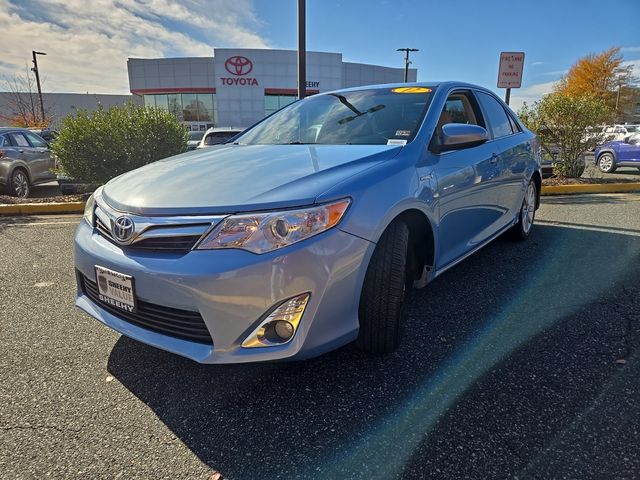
[203,127,245,134]
[317,81,496,97]
[0,127,29,133]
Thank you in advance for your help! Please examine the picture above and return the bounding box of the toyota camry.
[74,82,541,363]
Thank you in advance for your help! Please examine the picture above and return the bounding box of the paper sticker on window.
[387,139,407,146]
[395,130,411,137]
[392,87,432,94]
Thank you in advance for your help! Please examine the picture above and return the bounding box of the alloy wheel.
[521,182,536,234]
[12,171,29,198]
[598,154,614,172]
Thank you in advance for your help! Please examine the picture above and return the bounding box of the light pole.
[297,0,306,100]
[31,50,47,125]
[397,48,419,83]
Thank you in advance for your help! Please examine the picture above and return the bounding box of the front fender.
[595,147,617,164]
[318,152,437,244]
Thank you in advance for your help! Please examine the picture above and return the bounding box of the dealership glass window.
[167,94,183,121]
[182,93,198,121]
[264,95,297,116]
[141,93,216,123]
[197,93,214,122]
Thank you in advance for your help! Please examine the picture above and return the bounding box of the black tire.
[7,168,30,198]
[356,220,409,354]
[597,152,616,173]
[509,180,537,241]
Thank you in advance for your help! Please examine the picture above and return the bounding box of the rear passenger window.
[476,92,513,139]
[507,114,520,133]
[9,133,30,147]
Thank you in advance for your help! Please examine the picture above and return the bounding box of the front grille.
[80,274,213,344]
[95,217,205,252]
[127,235,202,251]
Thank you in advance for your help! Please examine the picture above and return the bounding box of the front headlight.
[196,198,351,254]
[83,193,96,227]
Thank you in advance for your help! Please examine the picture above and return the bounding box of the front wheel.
[509,180,537,241]
[597,153,616,173]
[356,220,409,354]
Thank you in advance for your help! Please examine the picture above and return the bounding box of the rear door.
[8,132,45,181]
[474,91,528,229]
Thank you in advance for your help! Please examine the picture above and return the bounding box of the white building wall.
[127,48,417,128]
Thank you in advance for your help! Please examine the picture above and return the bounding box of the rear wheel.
[509,180,537,241]
[8,169,30,198]
[597,153,616,173]
[356,220,409,354]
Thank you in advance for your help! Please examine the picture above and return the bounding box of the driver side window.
[436,92,483,135]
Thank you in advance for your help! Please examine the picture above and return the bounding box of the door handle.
[18,149,24,153]
[490,154,498,165]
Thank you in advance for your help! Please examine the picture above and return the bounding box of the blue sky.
[1,0,638,110]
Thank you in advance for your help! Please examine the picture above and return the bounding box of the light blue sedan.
[74,82,541,363]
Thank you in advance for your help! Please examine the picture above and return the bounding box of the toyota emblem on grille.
[113,216,135,242]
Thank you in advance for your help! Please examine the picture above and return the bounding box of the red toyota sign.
[225,56,253,76]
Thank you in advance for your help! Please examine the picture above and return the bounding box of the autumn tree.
[555,47,636,121]
[0,67,55,128]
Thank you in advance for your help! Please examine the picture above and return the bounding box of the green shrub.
[518,93,611,178]
[52,103,189,184]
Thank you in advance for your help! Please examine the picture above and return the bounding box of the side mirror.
[430,123,488,153]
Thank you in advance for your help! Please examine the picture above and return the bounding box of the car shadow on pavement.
[107,225,640,480]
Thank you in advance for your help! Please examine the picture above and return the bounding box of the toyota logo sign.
[112,216,135,243]
[225,56,253,76]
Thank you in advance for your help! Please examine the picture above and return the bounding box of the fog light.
[242,293,310,348]
[274,320,294,340]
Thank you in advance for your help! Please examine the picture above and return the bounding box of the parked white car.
[603,124,639,143]
[197,127,244,148]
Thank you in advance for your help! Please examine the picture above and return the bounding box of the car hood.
[102,144,402,215]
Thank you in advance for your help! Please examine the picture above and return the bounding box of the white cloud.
[530,61,544,66]
[0,0,269,94]
[509,81,556,112]
[621,46,640,53]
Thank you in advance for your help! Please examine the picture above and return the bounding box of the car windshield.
[189,131,204,141]
[236,87,434,145]
[626,126,638,133]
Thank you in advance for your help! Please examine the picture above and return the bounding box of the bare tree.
[1,66,55,127]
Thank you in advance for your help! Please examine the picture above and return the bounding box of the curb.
[0,202,86,215]
[541,182,640,195]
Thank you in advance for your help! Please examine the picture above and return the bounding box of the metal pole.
[297,0,306,100]
[397,48,419,83]
[505,87,511,106]
[31,50,46,125]
[403,50,409,83]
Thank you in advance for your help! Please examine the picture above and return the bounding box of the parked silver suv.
[0,127,56,197]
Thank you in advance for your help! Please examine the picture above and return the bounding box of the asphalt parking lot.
[1,194,639,480]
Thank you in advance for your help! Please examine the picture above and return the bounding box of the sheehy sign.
[497,52,525,88]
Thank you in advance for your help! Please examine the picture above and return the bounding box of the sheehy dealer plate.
[94,265,136,312]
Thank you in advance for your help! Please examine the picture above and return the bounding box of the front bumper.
[74,220,374,363]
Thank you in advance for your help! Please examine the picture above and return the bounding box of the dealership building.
[127,48,417,131]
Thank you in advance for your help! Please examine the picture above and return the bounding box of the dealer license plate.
[94,266,136,313]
